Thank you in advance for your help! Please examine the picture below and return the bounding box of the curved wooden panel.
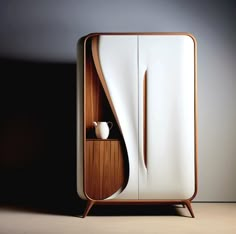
[83,37,128,200]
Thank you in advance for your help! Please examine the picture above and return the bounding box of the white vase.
[93,121,113,139]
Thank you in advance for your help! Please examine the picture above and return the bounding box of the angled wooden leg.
[184,200,195,218]
[82,200,95,218]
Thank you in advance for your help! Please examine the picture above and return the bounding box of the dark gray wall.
[1,0,236,201]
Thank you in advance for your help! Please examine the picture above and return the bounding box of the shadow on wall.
[0,58,182,217]
[0,58,85,214]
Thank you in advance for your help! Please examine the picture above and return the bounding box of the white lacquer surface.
[138,35,195,199]
[98,35,139,199]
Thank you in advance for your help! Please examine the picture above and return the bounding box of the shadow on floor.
[0,203,185,218]
[83,204,183,217]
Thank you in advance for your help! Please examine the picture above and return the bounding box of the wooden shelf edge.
[86,139,120,141]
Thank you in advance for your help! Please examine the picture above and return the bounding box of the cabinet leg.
[82,200,95,218]
[184,200,195,218]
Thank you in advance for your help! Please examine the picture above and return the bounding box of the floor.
[0,203,235,234]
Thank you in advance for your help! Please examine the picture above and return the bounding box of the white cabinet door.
[98,35,139,199]
[138,35,196,199]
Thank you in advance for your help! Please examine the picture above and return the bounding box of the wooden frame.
[80,32,198,218]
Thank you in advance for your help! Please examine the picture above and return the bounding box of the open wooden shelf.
[86,139,120,141]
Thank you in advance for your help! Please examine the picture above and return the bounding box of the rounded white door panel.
[138,35,195,199]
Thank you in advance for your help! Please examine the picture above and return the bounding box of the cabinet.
[77,33,197,218]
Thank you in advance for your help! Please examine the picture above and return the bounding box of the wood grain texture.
[85,140,125,200]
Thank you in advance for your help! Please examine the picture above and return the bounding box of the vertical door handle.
[143,70,147,168]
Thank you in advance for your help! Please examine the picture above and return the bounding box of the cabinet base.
[81,200,195,218]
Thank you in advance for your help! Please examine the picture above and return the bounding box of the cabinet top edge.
[83,32,197,44]
[83,32,196,37]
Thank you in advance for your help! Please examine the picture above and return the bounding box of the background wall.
[0,0,235,202]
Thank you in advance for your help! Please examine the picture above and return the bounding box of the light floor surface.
[0,203,235,234]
